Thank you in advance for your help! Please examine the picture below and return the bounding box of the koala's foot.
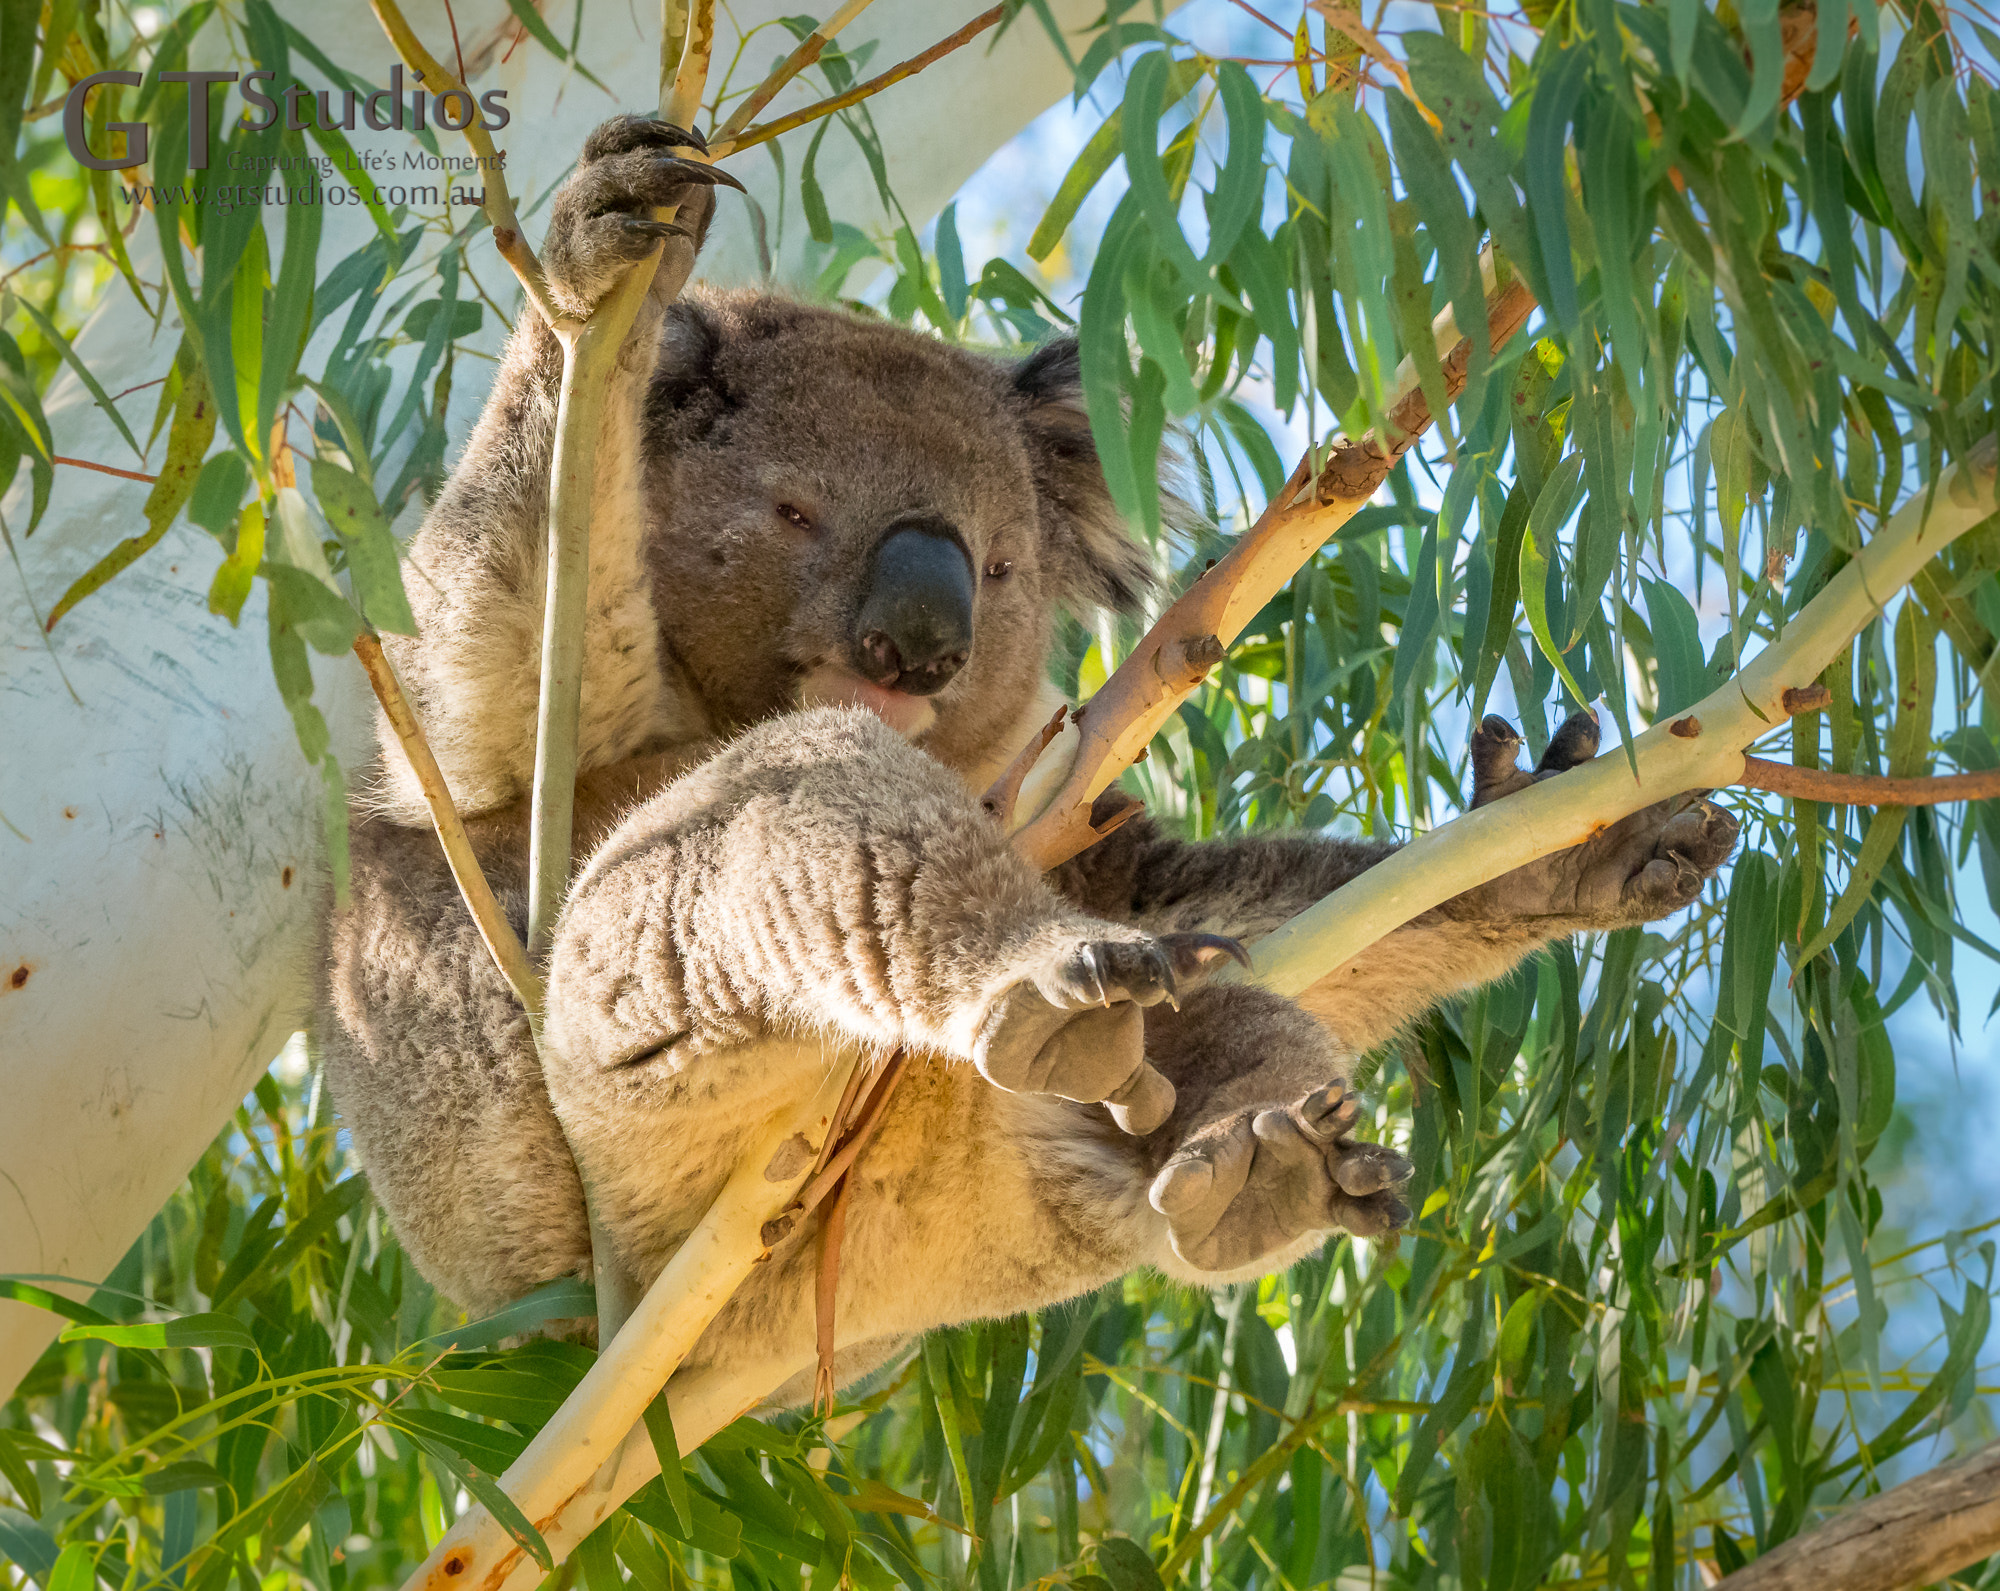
[542,115,745,314]
[1149,1080,1413,1272]
[1468,708,1739,926]
[972,932,1247,1136]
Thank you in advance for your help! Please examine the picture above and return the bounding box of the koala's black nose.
[854,519,974,696]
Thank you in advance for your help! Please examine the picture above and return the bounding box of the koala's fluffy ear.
[649,300,734,440]
[1011,338,1176,617]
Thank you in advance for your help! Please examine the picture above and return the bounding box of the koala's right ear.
[1010,338,1163,618]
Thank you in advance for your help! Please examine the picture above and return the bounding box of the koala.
[315,116,1738,1404]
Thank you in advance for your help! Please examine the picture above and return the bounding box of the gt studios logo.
[62,67,510,171]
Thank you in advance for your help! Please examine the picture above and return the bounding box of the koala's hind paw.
[1466,708,1740,928]
[972,932,1247,1135]
[1149,1081,1412,1273]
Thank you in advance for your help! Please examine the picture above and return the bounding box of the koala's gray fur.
[315,117,1737,1402]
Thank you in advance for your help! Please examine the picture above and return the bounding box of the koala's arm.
[372,119,732,821]
[1055,711,1739,1055]
[541,710,1242,1135]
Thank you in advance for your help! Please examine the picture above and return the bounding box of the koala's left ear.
[1011,338,1176,618]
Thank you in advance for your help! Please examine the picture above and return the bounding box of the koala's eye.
[776,503,815,534]
[984,559,1013,581]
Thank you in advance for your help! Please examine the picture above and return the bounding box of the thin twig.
[53,454,156,484]
[353,635,545,1011]
[1739,756,2000,806]
[367,0,566,330]
[710,0,878,152]
[723,4,1004,152]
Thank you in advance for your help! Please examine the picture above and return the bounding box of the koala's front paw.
[541,115,745,315]
[1149,1080,1413,1272]
[1469,709,1739,927]
[972,932,1247,1135]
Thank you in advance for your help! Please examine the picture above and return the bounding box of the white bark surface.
[0,0,1133,1399]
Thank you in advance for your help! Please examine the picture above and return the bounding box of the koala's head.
[639,290,1169,774]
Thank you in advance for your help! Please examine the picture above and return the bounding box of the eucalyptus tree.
[4,0,2000,1588]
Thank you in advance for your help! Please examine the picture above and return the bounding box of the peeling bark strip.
[1715,1440,2000,1591]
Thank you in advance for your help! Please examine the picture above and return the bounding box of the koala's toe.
[1329,1140,1412,1198]
[1028,1003,1145,1097]
[1292,1079,1358,1144]
[1150,1152,1215,1219]
[1674,799,1739,871]
[1335,1186,1413,1238]
[1152,1118,1256,1234]
[1538,707,1602,773]
[1470,716,1527,806]
[974,987,1172,1134]
[1250,1105,1327,1174]
[1623,854,1702,916]
[1104,1062,1176,1136]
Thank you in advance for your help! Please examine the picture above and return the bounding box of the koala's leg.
[372,116,739,822]
[542,709,1242,1135]
[1124,985,1412,1278]
[1054,708,1738,1056]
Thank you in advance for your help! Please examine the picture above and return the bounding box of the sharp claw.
[1164,932,1251,976]
[651,153,748,193]
[1081,945,1107,1008]
[617,217,681,241]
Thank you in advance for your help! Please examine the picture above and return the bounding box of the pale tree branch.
[1242,438,2000,1002]
[394,1054,867,1591]
[1003,265,1535,869]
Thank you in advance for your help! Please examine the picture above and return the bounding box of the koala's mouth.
[796,663,939,739]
